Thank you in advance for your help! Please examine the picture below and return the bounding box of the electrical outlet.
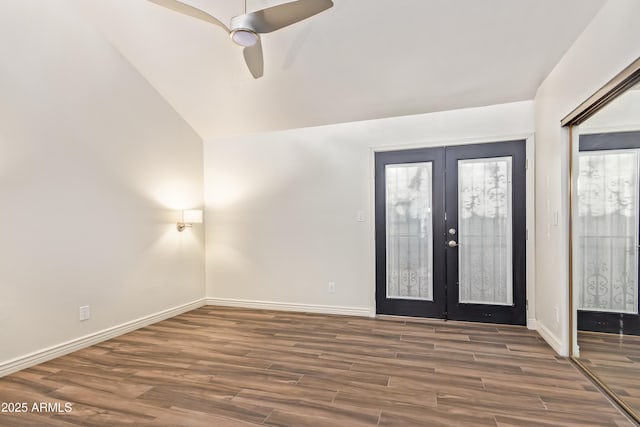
[79,305,90,321]
[327,282,336,293]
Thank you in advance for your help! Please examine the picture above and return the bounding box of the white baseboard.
[0,298,206,378]
[536,320,566,356]
[205,297,374,317]
[527,318,537,330]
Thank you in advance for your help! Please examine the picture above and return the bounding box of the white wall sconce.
[177,209,203,232]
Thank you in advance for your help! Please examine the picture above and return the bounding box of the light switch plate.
[79,305,90,321]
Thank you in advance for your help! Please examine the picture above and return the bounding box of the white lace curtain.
[385,157,515,306]
[458,157,513,306]
[385,163,434,300]
[576,150,639,314]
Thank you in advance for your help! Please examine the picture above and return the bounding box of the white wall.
[0,0,205,369]
[534,0,640,355]
[204,101,534,317]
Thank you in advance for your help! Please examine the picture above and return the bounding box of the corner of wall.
[535,319,568,356]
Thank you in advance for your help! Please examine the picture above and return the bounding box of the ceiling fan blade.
[147,0,229,32]
[243,37,264,79]
[246,0,334,34]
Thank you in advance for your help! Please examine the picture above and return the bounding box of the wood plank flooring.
[578,330,640,417]
[0,307,632,426]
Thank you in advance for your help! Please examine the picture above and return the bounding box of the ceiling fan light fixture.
[147,0,334,78]
[230,29,258,47]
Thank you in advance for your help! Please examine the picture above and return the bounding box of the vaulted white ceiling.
[70,0,605,139]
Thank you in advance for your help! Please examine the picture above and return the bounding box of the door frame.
[369,135,536,328]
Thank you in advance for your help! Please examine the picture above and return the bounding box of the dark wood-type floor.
[0,306,632,427]
[578,330,640,418]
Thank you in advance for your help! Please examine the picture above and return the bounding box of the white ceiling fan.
[147,0,334,78]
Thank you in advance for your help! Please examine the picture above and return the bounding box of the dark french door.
[576,131,640,335]
[375,140,526,325]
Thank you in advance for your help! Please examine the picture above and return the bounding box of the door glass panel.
[576,150,639,314]
[385,163,433,300]
[458,157,513,305]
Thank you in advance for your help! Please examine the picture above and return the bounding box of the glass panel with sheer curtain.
[385,163,434,301]
[576,150,639,314]
[458,157,513,305]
